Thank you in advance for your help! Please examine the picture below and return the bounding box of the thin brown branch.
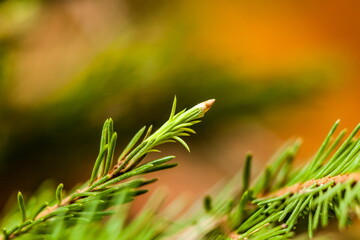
[264,172,360,198]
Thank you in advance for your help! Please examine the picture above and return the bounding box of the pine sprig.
[233,121,360,239]
[4,99,360,240]
[169,121,360,240]
[0,98,215,240]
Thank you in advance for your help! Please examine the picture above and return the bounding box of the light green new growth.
[0,98,215,240]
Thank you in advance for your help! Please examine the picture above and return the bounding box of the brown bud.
[195,99,215,117]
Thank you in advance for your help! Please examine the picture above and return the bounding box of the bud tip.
[201,99,215,113]
[205,99,215,109]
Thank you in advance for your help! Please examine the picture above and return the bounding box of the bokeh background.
[0,0,360,223]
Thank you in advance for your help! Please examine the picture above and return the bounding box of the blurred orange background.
[0,0,360,214]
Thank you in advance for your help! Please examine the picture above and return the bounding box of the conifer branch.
[0,98,214,240]
[171,121,360,240]
[224,121,360,239]
[4,99,360,239]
